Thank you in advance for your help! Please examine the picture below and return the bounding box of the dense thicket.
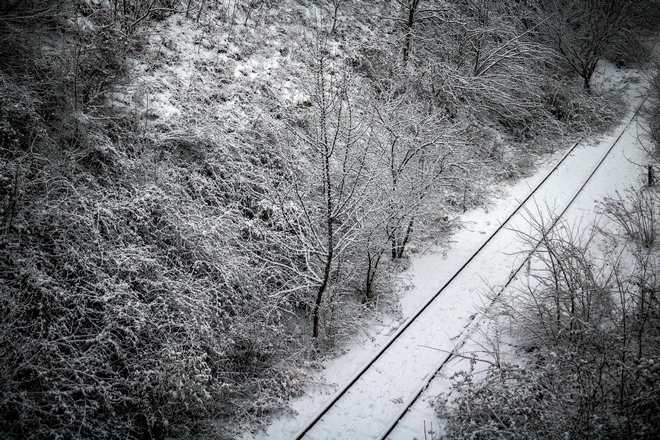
[0,2,307,438]
[0,0,655,437]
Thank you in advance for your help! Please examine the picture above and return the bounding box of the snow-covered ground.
[248,59,653,440]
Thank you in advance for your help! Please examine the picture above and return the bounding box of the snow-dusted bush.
[602,189,660,247]
[436,364,561,439]
[0,136,309,437]
[540,0,657,92]
[379,0,623,149]
[436,198,660,439]
[0,111,307,440]
[0,2,308,438]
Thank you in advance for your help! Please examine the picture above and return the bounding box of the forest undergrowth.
[1,0,658,438]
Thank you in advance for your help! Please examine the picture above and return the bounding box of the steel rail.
[377,91,651,440]
[292,136,584,439]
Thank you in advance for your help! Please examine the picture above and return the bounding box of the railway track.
[377,93,651,440]
[293,94,650,440]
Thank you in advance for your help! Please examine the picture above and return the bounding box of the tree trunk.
[313,105,334,338]
[402,0,420,63]
[364,250,382,300]
[583,73,592,93]
[648,164,655,186]
[390,218,414,259]
[312,252,332,339]
[397,218,414,259]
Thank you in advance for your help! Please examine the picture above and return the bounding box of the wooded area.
[1,0,659,438]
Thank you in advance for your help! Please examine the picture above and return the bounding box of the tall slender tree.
[271,37,380,339]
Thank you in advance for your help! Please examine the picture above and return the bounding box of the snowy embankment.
[249,58,651,440]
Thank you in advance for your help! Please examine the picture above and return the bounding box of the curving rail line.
[293,91,651,440]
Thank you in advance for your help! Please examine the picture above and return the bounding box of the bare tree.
[373,92,463,260]
[269,38,380,339]
[330,0,343,34]
[542,0,635,92]
[386,0,450,64]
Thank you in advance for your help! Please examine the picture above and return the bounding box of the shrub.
[601,189,659,247]
[437,199,660,439]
